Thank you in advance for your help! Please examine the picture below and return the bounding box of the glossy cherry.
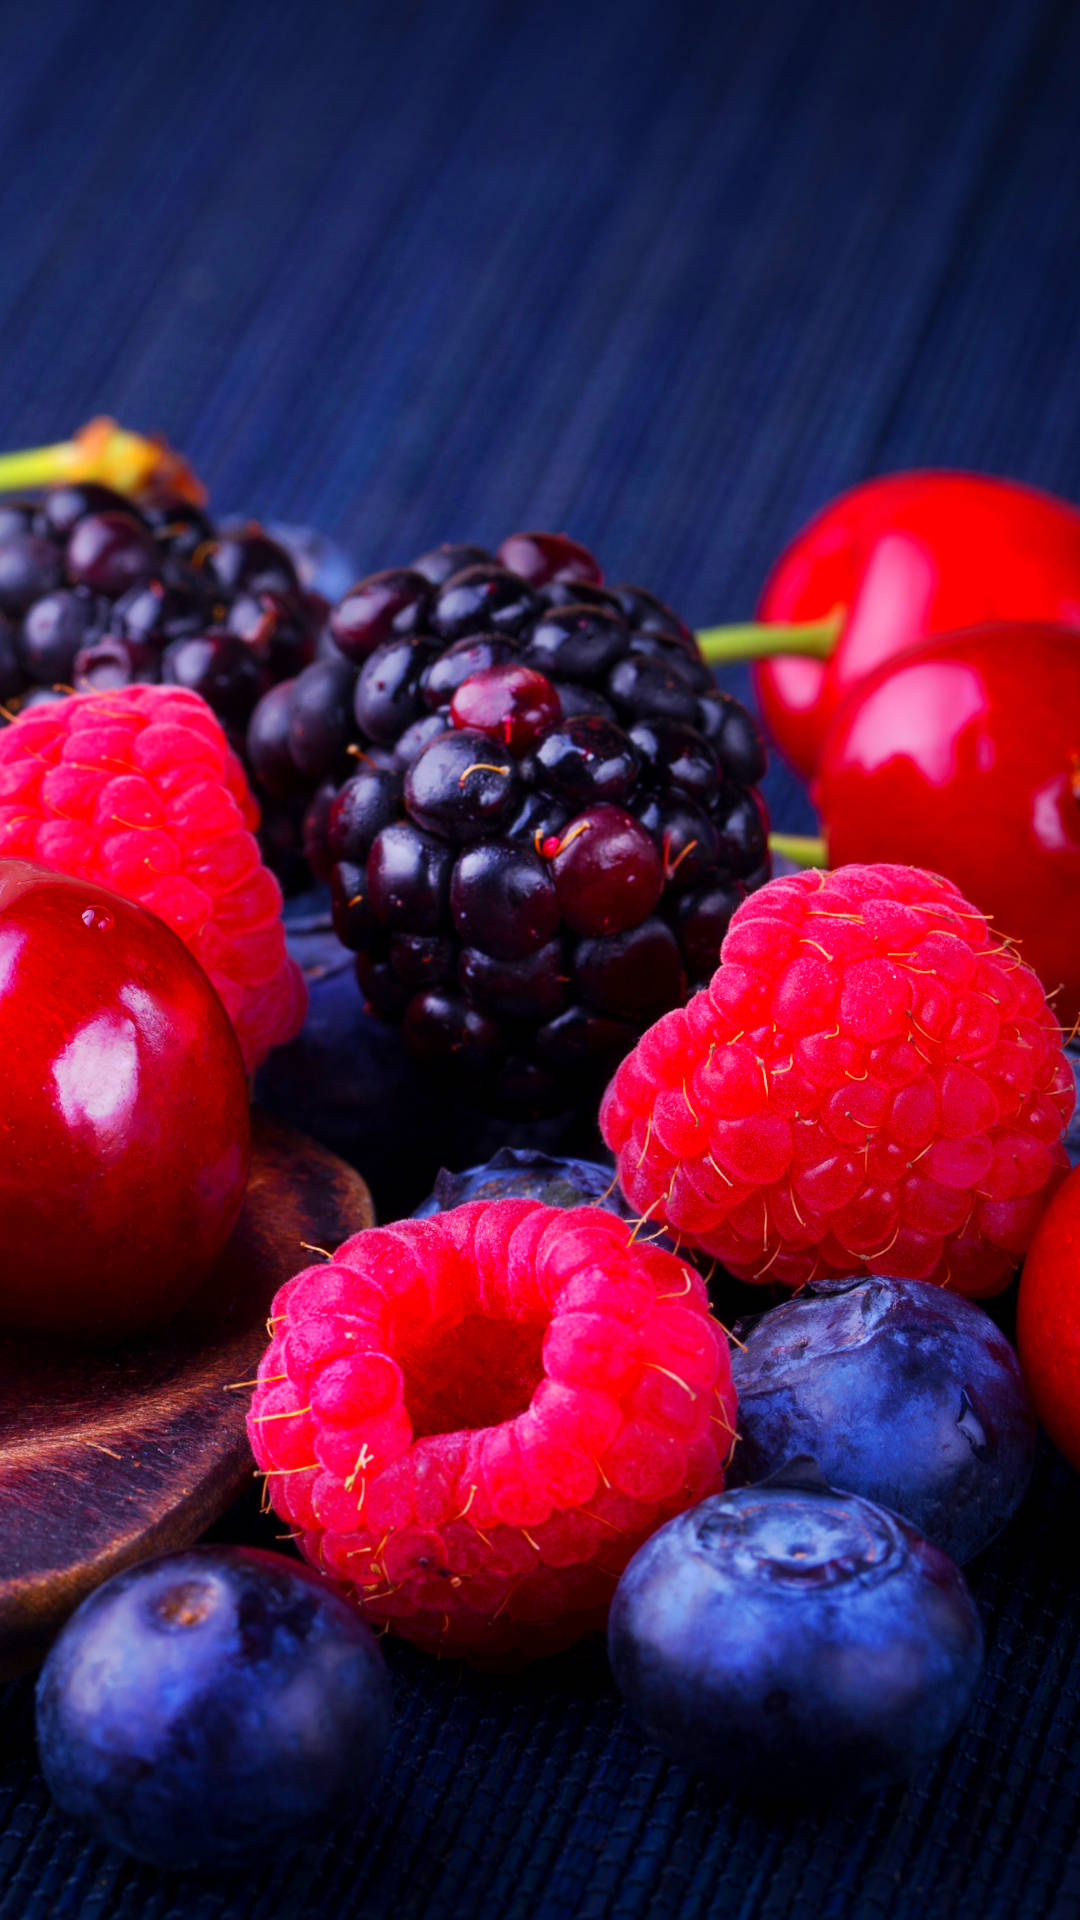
[1017,1163,1080,1473]
[0,861,251,1336]
[753,472,1080,777]
[815,622,1080,1026]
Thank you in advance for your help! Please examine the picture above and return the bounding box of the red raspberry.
[0,687,305,1071]
[601,864,1074,1297]
[248,1201,736,1663]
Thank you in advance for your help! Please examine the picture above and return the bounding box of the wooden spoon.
[0,1109,372,1676]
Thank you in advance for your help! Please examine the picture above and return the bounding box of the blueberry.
[413,1146,630,1216]
[35,1546,392,1872]
[726,1275,1037,1564]
[608,1473,983,1801]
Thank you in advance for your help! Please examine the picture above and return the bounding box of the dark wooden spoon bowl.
[0,1109,372,1677]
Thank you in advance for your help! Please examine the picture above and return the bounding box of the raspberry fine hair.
[601,863,1073,1296]
[0,684,306,1071]
[248,1201,736,1662]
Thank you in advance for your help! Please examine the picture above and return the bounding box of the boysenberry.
[609,582,693,647]
[548,804,664,936]
[331,860,375,947]
[607,653,701,727]
[404,729,520,842]
[356,947,411,1021]
[141,495,215,560]
[431,565,538,640]
[387,931,457,990]
[66,511,159,596]
[495,531,603,587]
[450,839,559,959]
[37,482,142,540]
[0,533,64,615]
[575,918,685,1021]
[162,632,263,725]
[450,663,560,754]
[523,604,627,681]
[393,712,448,768]
[246,680,307,799]
[226,591,314,679]
[629,719,719,799]
[315,532,769,1111]
[402,989,501,1069]
[535,1004,636,1074]
[74,636,158,691]
[526,715,640,808]
[549,679,618,722]
[206,527,299,598]
[410,542,492,586]
[327,767,403,864]
[672,878,745,982]
[713,788,769,877]
[650,797,722,893]
[354,634,438,743]
[288,655,358,781]
[458,939,569,1022]
[1,617,23,699]
[699,688,768,785]
[0,482,324,878]
[366,822,453,933]
[330,569,432,663]
[421,634,520,711]
[17,589,105,685]
[115,578,209,648]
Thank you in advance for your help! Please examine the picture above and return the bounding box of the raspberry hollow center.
[248,1201,737,1662]
[400,1314,546,1437]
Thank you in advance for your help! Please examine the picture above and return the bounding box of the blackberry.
[0,481,323,877]
[250,530,771,1113]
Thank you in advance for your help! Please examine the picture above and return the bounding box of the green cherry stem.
[695,611,843,664]
[768,833,828,869]
[0,419,205,503]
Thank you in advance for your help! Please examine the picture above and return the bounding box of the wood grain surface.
[0,1109,373,1677]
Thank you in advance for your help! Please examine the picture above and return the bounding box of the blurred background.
[4,0,1080,837]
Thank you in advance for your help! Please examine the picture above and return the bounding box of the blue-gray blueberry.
[727,1275,1036,1563]
[608,1473,983,1801]
[35,1546,391,1872]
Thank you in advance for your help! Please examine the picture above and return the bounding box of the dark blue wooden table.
[3,1,1080,1913]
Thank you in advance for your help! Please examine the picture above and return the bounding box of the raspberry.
[0,483,322,887]
[248,1201,736,1663]
[0,685,306,1070]
[600,864,1074,1297]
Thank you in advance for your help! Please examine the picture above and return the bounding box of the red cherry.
[449,664,561,754]
[755,473,1080,778]
[1017,1164,1080,1473]
[0,860,251,1336]
[816,621,1080,1025]
[494,532,603,588]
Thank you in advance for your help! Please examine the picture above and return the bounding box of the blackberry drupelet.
[250,530,771,1113]
[0,484,326,880]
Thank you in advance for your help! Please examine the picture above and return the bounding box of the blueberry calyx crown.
[692,1482,908,1591]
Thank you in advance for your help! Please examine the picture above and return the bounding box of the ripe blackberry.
[0,482,324,882]
[262,532,769,1114]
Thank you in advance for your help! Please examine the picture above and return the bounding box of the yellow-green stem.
[0,440,80,490]
[0,419,205,504]
[696,614,842,663]
[769,833,828,869]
